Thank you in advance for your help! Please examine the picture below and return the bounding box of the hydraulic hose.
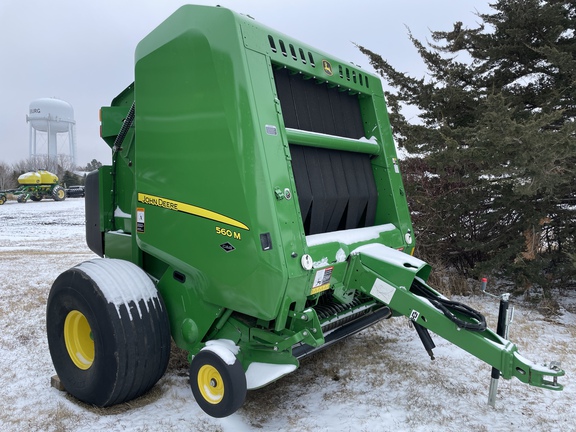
[411,279,487,332]
[110,102,135,230]
[113,102,135,153]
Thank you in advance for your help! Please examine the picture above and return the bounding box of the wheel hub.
[198,365,224,404]
[64,310,95,370]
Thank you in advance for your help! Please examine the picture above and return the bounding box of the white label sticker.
[409,310,420,321]
[310,266,333,295]
[265,125,278,135]
[136,207,145,233]
[313,267,333,288]
[371,278,396,305]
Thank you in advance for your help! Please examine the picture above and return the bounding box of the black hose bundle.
[113,101,135,153]
[110,102,135,230]
[411,279,487,332]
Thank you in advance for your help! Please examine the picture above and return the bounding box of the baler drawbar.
[46,5,563,418]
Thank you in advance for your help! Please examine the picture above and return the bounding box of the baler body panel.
[128,5,413,330]
[132,8,303,323]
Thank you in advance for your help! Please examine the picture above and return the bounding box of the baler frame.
[46,4,563,419]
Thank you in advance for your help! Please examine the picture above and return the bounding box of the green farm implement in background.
[46,5,563,418]
[0,170,66,204]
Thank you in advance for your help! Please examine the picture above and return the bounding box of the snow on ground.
[0,198,573,431]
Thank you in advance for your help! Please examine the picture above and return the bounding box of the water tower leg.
[48,120,58,162]
[69,124,76,167]
[29,124,34,159]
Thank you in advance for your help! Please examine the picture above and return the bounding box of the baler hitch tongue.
[513,353,564,390]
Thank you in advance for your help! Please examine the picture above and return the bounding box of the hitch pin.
[549,361,561,387]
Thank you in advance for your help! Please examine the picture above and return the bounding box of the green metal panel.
[97,165,113,233]
[133,6,298,323]
[103,232,132,261]
[157,265,224,353]
[285,128,380,155]
[241,17,380,96]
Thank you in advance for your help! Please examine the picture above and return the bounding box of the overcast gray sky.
[0,1,492,167]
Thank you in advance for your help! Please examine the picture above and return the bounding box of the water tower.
[27,98,77,165]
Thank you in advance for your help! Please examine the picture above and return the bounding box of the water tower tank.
[28,98,74,132]
[27,98,76,165]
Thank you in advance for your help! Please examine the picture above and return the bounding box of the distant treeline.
[0,157,102,189]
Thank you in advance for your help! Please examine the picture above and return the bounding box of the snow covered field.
[0,198,573,431]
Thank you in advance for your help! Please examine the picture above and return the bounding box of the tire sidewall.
[47,268,119,406]
[52,185,65,201]
[189,349,247,418]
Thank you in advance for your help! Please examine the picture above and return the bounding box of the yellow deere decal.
[137,193,249,231]
[310,283,330,295]
[322,60,333,76]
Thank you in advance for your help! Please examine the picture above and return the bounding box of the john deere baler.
[47,5,563,418]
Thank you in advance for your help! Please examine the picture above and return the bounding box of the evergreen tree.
[61,170,83,187]
[83,159,103,172]
[359,0,576,290]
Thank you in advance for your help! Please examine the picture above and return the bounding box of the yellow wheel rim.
[197,365,224,404]
[64,310,94,370]
[57,189,65,199]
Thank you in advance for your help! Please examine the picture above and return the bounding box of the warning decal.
[311,266,333,295]
[136,207,145,233]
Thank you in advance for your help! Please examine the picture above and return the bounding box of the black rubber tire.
[0,195,5,205]
[30,195,43,202]
[52,185,66,201]
[46,259,171,407]
[189,349,247,418]
[17,194,28,203]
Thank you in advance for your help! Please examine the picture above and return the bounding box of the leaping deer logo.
[322,60,333,76]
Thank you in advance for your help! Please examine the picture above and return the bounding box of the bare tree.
[14,155,76,181]
[9,155,76,186]
[0,161,14,190]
